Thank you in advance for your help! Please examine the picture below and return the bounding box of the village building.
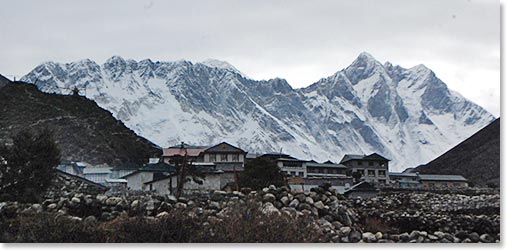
[305,161,348,177]
[340,153,390,185]
[143,168,223,195]
[343,181,380,199]
[83,166,113,185]
[418,174,468,188]
[105,178,128,192]
[55,169,109,193]
[388,172,468,188]
[56,161,87,177]
[258,152,307,177]
[121,162,175,190]
[162,142,247,189]
[388,172,421,188]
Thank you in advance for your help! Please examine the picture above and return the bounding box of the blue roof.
[418,174,467,181]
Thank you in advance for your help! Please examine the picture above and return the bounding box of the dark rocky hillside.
[414,118,500,186]
[0,78,161,168]
[0,74,9,89]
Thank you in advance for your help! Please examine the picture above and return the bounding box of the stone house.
[305,161,348,178]
[388,172,422,188]
[83,166,113,184]
[340,153,390,185]
[258,153,307,177]
[144,169,224,195]
[162,142,247,189]
[418,174,468,188]
[56,161,87,177]
[121,162,175,190]
[388,172,468,188]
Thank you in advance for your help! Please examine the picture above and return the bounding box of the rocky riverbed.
[0,184,500,243]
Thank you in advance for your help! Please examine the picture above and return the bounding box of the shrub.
[239,158,285,190]
[0,201,324,243]
[0,129,60,203]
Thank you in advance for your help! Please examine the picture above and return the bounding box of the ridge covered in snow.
[21,52,495,171]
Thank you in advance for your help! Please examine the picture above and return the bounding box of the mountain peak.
[357,51,377,62]
[199,59,247,78]
[105,55,126,64]
[344,52,385,85]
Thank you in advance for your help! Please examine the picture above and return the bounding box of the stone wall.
[0,184,500,243]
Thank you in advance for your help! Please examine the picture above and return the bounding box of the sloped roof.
[345,181,379,193]
[163,147,208,157]
[418,174,467,182]
[105,178,128,183]
[339,154,365,163]
[306,162,348,169]
[121,163,175,179]
[204,142,246,153]
[363,153,390,161]
[56,170,108,191]
[83,167,112,174]
[388,172,418,178]
[340,153,390,164]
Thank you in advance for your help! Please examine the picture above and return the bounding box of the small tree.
[351,171,363,184]
[239,157,285,190]
[0,129,61,202]
[169,145,206,198]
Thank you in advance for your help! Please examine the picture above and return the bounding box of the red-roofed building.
[161,142,247,189]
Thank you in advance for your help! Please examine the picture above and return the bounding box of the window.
[298,172,304,177]
[290,171,296,176]
[209,154,216,162]
[368,170,375,177]
[221,154,227,162]
[357,161,363,166]
[368,161,374,166]
[378,170,386,177]
[232,154,239,162]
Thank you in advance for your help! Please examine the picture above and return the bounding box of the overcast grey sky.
[0,0,500,116]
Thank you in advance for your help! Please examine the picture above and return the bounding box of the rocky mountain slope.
[21,53,495,171]
[0,78,161,167]
[414,118,500,186]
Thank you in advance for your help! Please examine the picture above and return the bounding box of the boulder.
[156,211,170,218]
[339,226,352,237]
[31,204,43,213]
[83,215,97,225]
[313,201,325,210]
[479,234,494,243]
[289,199,300,208]
[469,232,480,242]
[262,202,280,215]
[349,230,362,243]
[280,196,290,206]
[263,193,276,203]
[362,232,376,243]
[305,197,314,205]
[105,197,122,206]
[295,193,306,203]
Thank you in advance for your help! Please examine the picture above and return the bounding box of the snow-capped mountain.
[21,52,495,171]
